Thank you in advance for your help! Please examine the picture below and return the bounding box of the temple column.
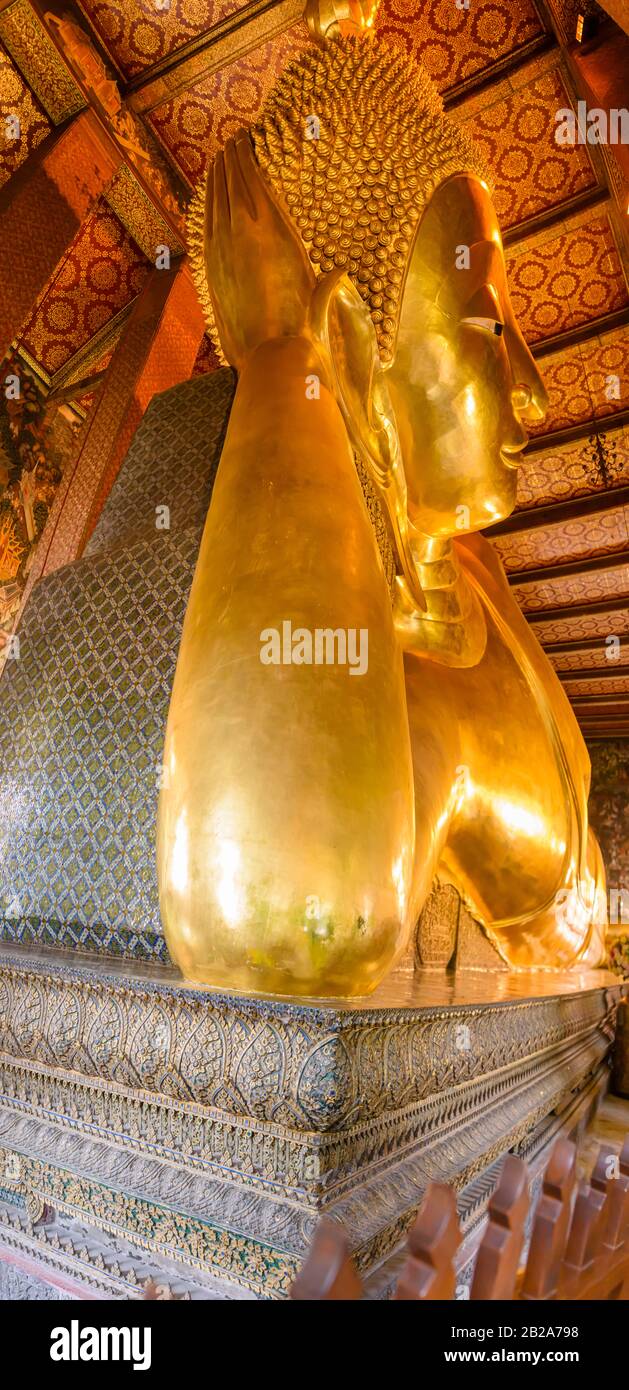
[25,259,204,586]
[0,111,121,361]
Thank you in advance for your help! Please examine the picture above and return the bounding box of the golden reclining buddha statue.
[156,0,607,997]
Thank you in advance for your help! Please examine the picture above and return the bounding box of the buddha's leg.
[157,340,416,996]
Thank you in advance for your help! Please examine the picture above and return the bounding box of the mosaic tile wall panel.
[506,212,628,346]
[516,429,629,509]
[86,367,235,555]
[376,0,543,94]
[456,64,597,230]
[587,738,629,888]
[77,0,245,79]
[0,370,235,959]
[76,267,206,555]
[0,46,51,191]
[148,25,313,186]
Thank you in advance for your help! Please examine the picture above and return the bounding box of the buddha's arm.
[457,531,591,801]
[157,333,417,995]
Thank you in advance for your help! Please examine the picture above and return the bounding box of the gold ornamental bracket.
[305,0,381,42]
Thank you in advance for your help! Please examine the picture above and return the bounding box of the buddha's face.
[385,174,548,537]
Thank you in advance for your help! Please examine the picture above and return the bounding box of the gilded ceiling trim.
[129,0,305,115]
[444,30,555,109]
[14,298,137,394]
[13,343,51,389]
[105,163,185,259]
[507,192,613,252]
[0,0,85,123]
[47,300,135,394]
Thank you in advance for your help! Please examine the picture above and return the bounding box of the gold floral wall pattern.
[147,26,314,185]
[456,63,598,228]
[76,0,246,78]
[376,0,543,92]
[0,46,51,190]
[494,504,629,574]
[506,213,628,345]
[20,201,150,378]
[516,430,629,509]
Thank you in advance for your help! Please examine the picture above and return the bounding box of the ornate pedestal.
[0,943,620,1298]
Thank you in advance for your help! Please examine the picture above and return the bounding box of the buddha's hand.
[204,130,317,368]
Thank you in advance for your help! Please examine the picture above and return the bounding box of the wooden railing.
[290,1135,629,1300]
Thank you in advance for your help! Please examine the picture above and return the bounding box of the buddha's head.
[248,31,547,540]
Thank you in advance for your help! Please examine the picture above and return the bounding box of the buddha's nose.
[508,331,549,423]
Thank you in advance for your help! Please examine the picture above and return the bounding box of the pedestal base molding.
[0,945,621,1297]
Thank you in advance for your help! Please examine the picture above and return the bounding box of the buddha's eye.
[461,316,504,336]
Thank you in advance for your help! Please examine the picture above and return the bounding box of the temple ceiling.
[19,199,150,381]
[75,0,247,79]
[0,0,628,734]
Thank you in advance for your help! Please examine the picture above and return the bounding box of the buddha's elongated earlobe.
[310,270,426,611]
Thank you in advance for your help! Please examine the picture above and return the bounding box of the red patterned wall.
[77,0,245,78]
[506,213,628,345]
[457,63,598,229]
[20,200,149,377]
[377,0,543,92]
[148,26,314,185]
[0,48,51,190]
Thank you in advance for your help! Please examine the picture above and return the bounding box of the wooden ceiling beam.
[129,2,555,116]
[127,0,304,115]
[508,549,629,587]
[528,594,629,623]
[485,485,629,537]
[569,696,629,710]
[532,305,629,360]
[560,664,629,682]
[543,634,628,654]
[502,185,610,248]
[444,31,556,109]
[581,730,629,738]
[523,409,629,455]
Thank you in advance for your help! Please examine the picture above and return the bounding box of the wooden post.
[521,1138,576,1300]
[290,1220,362,1301]
[395,1185,461,1300]
[471,1155,529,1300]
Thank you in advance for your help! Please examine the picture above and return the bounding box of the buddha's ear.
[310,271,426,611]
[310,270,393,481]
